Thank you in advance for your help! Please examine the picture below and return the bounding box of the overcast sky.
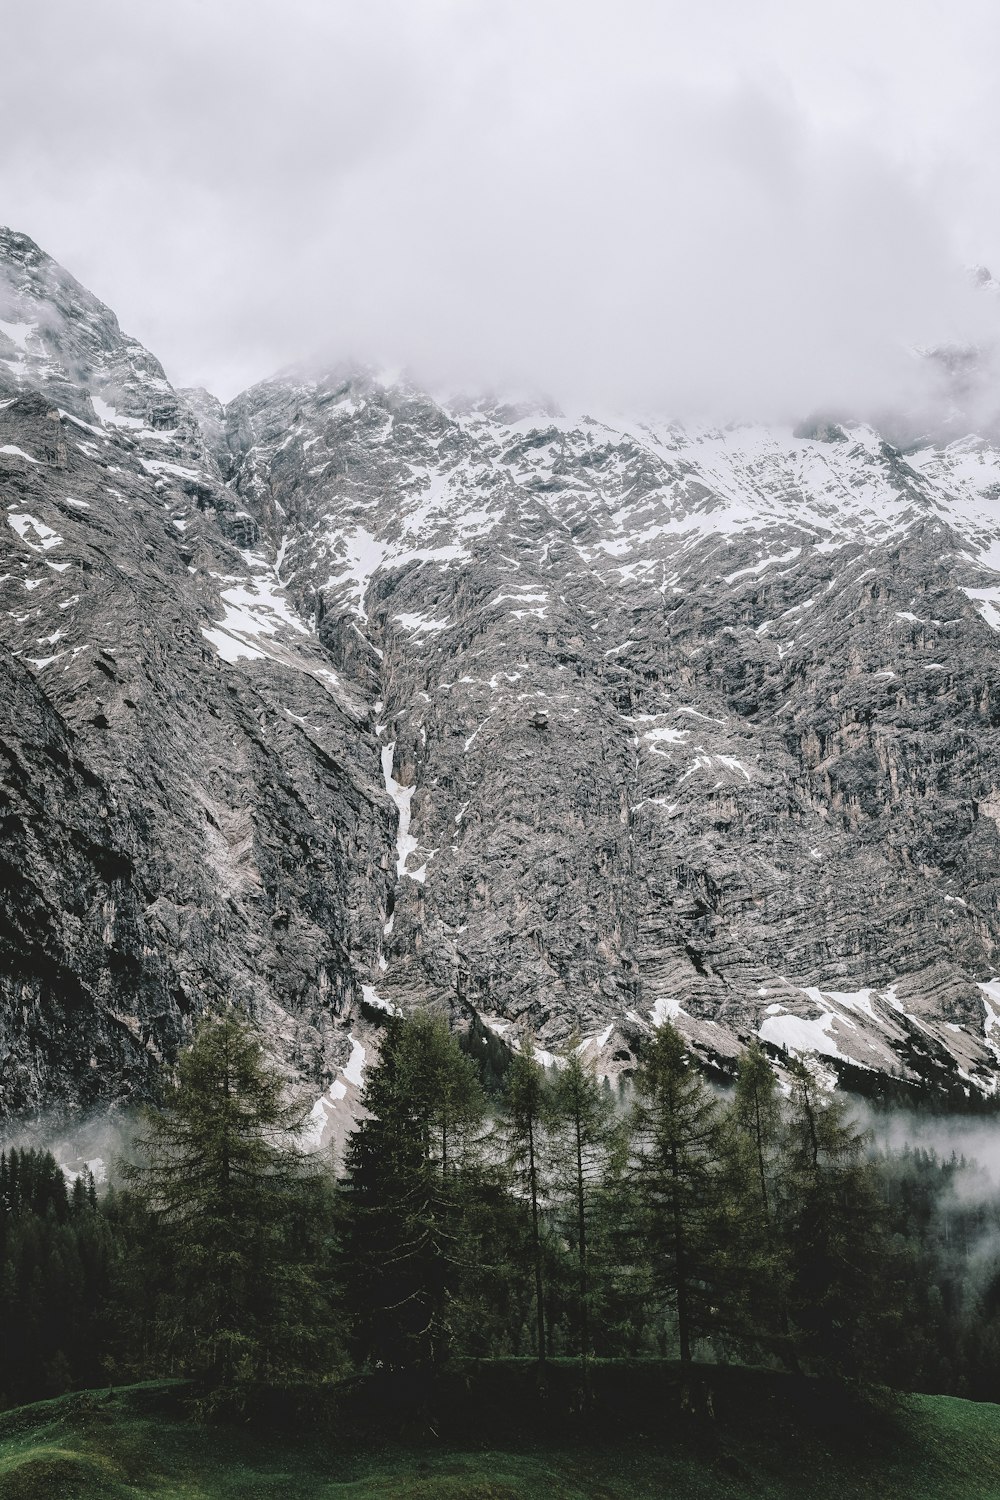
[4,0,1000,417]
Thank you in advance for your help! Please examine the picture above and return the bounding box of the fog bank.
[2,2,1000,416]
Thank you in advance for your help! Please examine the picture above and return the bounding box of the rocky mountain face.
[0,230,388,1118]
[5,226,1000,1124]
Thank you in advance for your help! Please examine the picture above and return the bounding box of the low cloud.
[860,1103,1000,1195]
[2,0,1000,418]
[1,1109,139,1186]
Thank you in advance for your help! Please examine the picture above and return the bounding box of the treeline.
[344,1017,894,1383]
[3,1010,1000,1408]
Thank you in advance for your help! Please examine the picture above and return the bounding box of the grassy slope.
[0,1377,998,1500]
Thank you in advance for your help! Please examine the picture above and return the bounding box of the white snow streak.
[381,742,420,880]
[8,512,62,550]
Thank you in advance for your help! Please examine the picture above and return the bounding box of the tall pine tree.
[720,1042,796,1365]
[498,1045,553,1364]
[126,1008,337,1390]
[780,1056,891,1381]
[630,1023,723,1364]
[345,1011,486,1371]
[549,1047,617,1376]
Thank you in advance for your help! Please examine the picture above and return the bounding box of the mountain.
[0,229,387,1117]
[4,226,1000,1123]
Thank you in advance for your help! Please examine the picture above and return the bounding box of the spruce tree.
[630,1023,723,1364]
[589,1113,658,1358]
[549,1046,617,1376]
[126,1008,336,1389]
[0,1151,119,1404]
[345,1011,486,1371]
[720,1042,796,1363]
[498,1045,552,1364]
[780,1056,891,1381]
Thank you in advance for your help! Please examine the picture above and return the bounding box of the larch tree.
[548,1046,618,1377]
[345,1011,486,1372]
[498,1044,553,1365]
[126,1008,336,1390]
[630,1022,724,1365]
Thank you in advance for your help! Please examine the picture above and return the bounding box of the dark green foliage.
[548,1047,618,1372]
[344,1011,487,1371]
[780,1059,891,1381]
[629,1023,726,1362]
[0,1151,115,1405]
[719,1044,796,1364]
[587,1135,660,1357]
[124,1008,339,1389]
[0,1149,71,1220]
[9,1014,1000,1412]
[497,1046,553,1363]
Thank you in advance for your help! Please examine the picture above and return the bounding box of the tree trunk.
[752,1087,771,1232]
[575,1108,589,1378]
[528,1116,546,1364]
[671,1142,691,1364]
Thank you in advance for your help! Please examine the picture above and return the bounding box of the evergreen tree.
[588,1116,660,1358]
[0,1147,70,1220]
[0,1152,118,1404]
[345,1011,486,1371]
[126,1008,337,1389]
[720,1043,796,1363]
[97,1182,165,1383]
[780,1057,892,1381]
[548,1047,617,1376]
[498,1045,553,1364]
[630,1023,723,1363]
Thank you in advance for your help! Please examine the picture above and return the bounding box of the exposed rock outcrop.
[0,232,390,1118]
[6,229,1000,1123]
[224,369,1000,1100]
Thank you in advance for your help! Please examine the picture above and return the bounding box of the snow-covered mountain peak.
[224,365,1000,626]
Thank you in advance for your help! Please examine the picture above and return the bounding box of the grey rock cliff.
[224,369,1000,1100]
[0,232,390,1119]
[5,230,1000,1124]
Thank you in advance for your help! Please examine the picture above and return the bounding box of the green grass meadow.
[1,1371,999,1499]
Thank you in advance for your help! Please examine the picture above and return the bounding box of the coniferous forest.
[3,1009,1000,1414]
